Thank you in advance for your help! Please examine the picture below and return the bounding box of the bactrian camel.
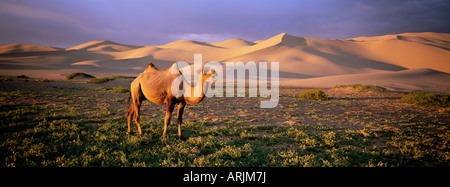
[126,62,216,140]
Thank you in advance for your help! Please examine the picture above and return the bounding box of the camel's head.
[189,67,216,85]
[202,69,217,84]
[176,63,217,84]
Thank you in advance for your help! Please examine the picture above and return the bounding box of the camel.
[126,62,216,140]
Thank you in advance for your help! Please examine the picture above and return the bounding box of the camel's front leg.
[162,101,175,138]
[177,101,186,140]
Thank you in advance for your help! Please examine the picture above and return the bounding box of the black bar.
[1,167,445,185]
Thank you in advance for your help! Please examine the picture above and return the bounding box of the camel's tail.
[127,92,131,108]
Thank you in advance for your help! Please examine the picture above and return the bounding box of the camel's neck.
[184,75,208,104]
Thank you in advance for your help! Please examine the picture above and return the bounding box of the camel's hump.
[144,62,159,72]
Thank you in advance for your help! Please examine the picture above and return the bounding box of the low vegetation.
[297,90,328,101]
[110,86,130,93]
[88,75,135,84]
[400,92,449,108]
[66,72,95,80]
[0,80,449,167]
[334,84,387,92]
[16,75,30,79]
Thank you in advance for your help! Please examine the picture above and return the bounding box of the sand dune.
[0,43,62,54]
[67,40,141,52]
[350,33,450,73]
[281,68,450,93]
[212,39,255,48]
[0,32,449,93]
[71,60,101,68]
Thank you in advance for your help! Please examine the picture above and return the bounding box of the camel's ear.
[204,69,217,83]
[204,69,216,77]
[202,66,215,75]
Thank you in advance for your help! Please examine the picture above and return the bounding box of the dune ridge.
[0,43,62,54]
[0,32,449,93]
[212,38,255,48]
[67,40,141,52]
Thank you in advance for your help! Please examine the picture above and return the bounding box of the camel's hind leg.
[127,77,145,136]
[126,104,134,134]
[133,99,143,136]
[126,99,143,135]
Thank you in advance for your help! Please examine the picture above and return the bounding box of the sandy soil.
[1,78,447,134]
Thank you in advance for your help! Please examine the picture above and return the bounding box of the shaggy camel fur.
[127,62,215,139]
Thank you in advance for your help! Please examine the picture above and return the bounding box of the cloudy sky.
[0,0,449,48]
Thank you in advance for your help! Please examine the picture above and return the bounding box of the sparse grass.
[334,84,386,92]
[88,75,135,84]
[400,92,449,108]
[0,81,449,167]
[297,90,328,101]
[110,86,130,93]
[66,72,95,80]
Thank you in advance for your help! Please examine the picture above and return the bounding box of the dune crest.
[212,39,255,48]
[67,40,141,52]
[0,43,61,54]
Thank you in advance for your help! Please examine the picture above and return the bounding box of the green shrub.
[334,84,386,92]
[400,92,449,108]
[87,75,135,84]
[87,77,114,84]
[16,75,29,79]
[66,72,95,80]
[297,90,328,101]
[110,86,130,93]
